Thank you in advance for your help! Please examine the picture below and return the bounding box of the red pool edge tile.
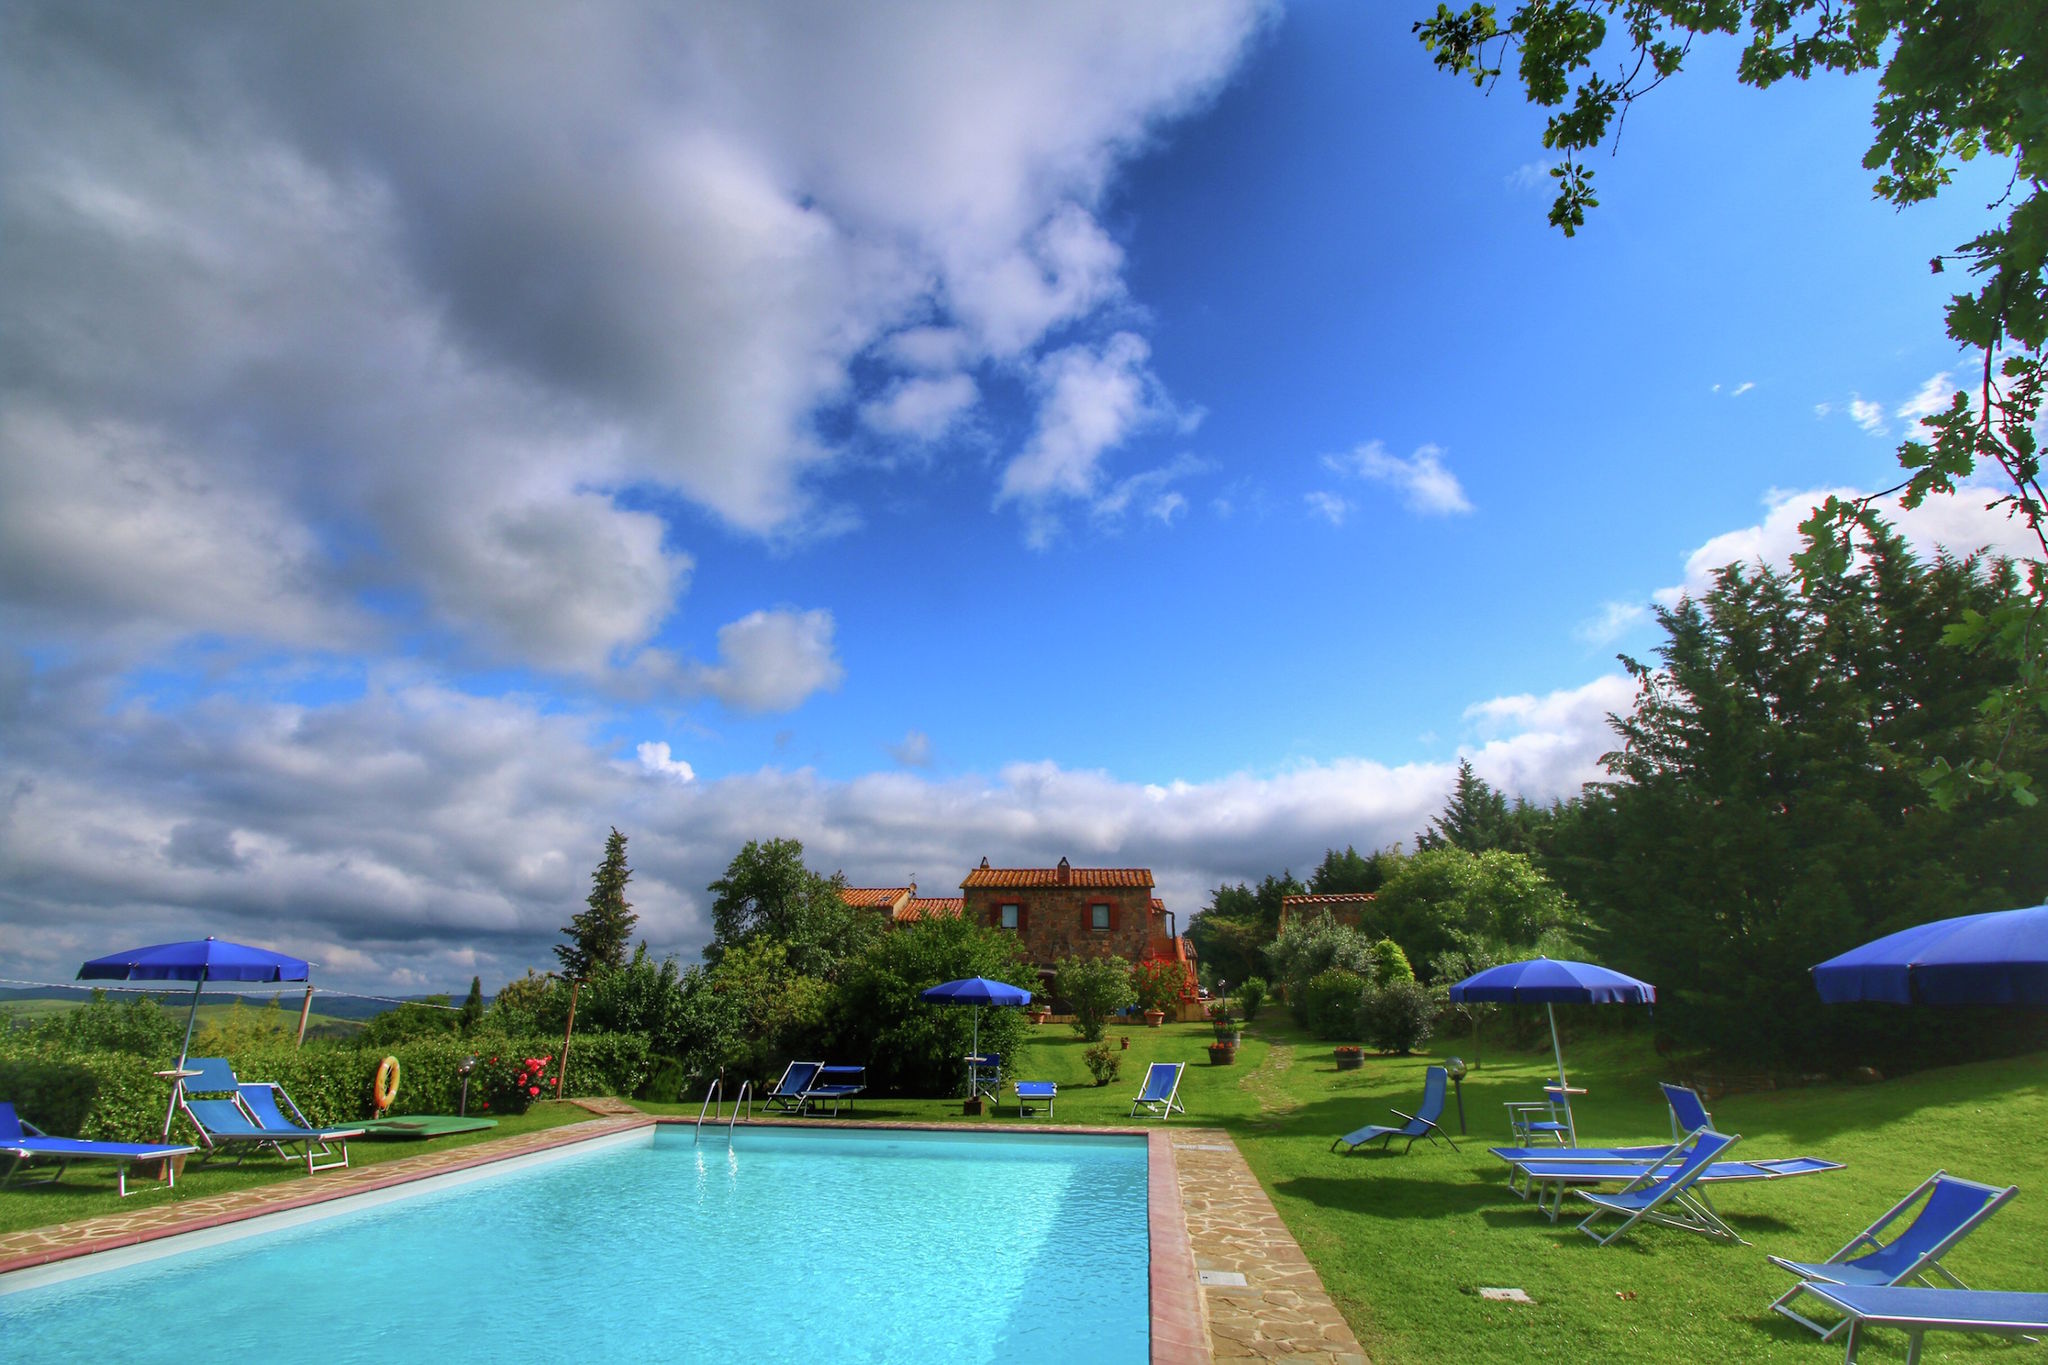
[1148,1130,1211,1365]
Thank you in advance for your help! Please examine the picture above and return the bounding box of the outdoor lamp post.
[1444,1056,1468,1134]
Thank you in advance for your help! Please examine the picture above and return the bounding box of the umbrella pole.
[163,973,205,1141]
[1546,1002,1575,1145]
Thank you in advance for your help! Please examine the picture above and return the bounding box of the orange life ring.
[373,1055,402,1111]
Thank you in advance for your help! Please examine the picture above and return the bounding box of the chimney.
[979,856,990,869]
[1057,856,1071,885]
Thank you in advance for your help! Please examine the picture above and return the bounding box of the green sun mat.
[352,1115,500,1140]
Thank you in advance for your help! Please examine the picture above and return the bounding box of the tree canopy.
[1416,0,2048,804]
[557,827,638,978]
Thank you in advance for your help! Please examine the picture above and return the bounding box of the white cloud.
[1814,402,1833,418]
[1656,484,2041,608]
[1329,440,1474,516]
[0,661,1626,996]
[1000,333,1173,542]
[1,2,1268,671]
[1848,395,1889,435]
[887,730,934,767]
[637,741,696,782]
[1574,600,1649,645]
[1305,491,1350,526]
[1731,381,1755,397]
[1506,160,1553,191]
[859,373,980,441]
[1092,451,1207,525]
[1896,371,1955,424]
[692,608,846,713]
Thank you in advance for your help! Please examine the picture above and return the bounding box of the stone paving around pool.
[1172,1129,1370,1365]
[0,1114,1366,1363]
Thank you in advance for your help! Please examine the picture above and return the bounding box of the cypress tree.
[557,827,638,978]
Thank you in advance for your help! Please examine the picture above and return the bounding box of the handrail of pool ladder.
[726,1080,752,1145]
[694,1076,722,1144]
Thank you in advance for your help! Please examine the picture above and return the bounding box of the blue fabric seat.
[764,1061,825,1113]
[1573,1129,1745,1243]
[1768,1171,2019,1338]
[1014,1081,1056,1117]
[177,1058,361,1174]
[0,1101,198,1198]
[1779,1284,2048,1363]
[1130,1062,1185,1119]
[1333,1065,1457,1154]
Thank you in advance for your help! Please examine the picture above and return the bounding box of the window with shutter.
[1000,903,1020,931]
[1090,903,1110,932]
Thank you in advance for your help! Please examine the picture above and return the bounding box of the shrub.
[1234,976,1267,1021]
[1358,980,1439,1055]
[1369,938,1415,985]
[477,1052,555,1115]
[822,915,1032,1096]
[1083,1042,1121,1086]
[1129,958,1185,1014]
[1054,955,1136,1042]
[1266,914,1375,1027]
[1304,969,1369,1041]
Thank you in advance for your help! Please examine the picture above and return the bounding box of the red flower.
[528,1085,540,1097]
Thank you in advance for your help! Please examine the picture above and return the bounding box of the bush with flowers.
[477,1052,556,1115]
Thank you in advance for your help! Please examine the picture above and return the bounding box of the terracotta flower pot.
[1143,1009,1165,1028]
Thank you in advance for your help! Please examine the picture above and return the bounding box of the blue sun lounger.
[0,1102,198,1198]
[177,1059,361,1174]
[1779,1285,2048,1364]
[1511,1145,1843,1219]
[1130,1062,1185,1119]
[1332,1065,1457,1154]
[1014,1081,1056,1117]
[1573,1129,1745,1243]
[764,1061,825,1114]
[1768,1171,2018,1338]
[803,1065,866,1116]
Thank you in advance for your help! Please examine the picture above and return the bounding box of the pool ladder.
[693,1077,752,1146]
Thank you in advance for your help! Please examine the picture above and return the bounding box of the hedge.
[0,1031,649,1143]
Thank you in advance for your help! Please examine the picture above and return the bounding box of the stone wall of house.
[966,885,1153,967]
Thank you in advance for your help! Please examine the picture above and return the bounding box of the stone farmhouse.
[840,855,1198,1002]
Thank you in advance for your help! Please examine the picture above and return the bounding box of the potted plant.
[1207,1039,1237,1065]
[1130,959,1184,1027]
[1334,1045,1364,1071]
[1207,1003,1241,1045]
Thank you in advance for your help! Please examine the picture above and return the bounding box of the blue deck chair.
[235,1083,362,1172]
[968,1053,1001,1103]
[1573,1129,1744,1244]
[1770,1284,2048,1364]
[802,1065,866,1116]
[1513,1150,1843,1220]
[0,1102,198,1198]
[1768,1170,2018,1339]
[764,1061,825,1114]
[1130,1062,1185,1119]
[1014,1081,1056,1117]
[1333,1066,1458,1154]
[1503,1084,1574,1146]
[1662,1082,1714,1138]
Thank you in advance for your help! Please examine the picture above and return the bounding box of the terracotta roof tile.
[1280,892,1378,906]
[840,887,911,909]
[960,866,1153,889]
[897,897,964,922]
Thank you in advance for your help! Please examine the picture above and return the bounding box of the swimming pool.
[0,1125,1151,1364]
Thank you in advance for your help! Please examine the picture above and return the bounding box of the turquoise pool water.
[0,1126,1150,1363]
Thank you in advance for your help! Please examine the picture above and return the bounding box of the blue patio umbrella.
[1447,957,1657,1092]
[919,976,1033,1062]
[1812,903,2048,1008]
[79,936,312,1138]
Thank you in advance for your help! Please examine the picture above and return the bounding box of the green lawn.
[10,1021,2044,1365]
[0,1102,587,1237]
[662,1019,2048,1364]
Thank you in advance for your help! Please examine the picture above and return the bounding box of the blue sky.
[0,2,2026,996]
